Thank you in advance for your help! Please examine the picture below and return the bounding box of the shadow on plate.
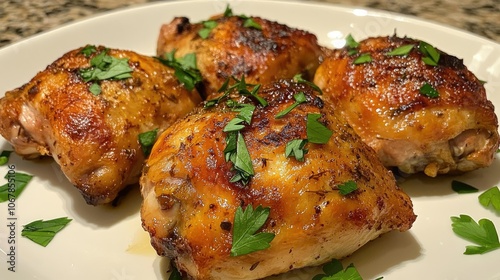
[398,157,500,198]
[8,155,142,228]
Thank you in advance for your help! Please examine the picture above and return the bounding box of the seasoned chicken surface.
[314,35,499,177]
[0,46,202,205]
[157,14,323,99]
[140,79,416,280]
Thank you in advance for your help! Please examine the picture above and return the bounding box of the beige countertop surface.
[1,0,498,49]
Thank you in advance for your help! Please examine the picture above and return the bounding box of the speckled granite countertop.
[0,0,498,48]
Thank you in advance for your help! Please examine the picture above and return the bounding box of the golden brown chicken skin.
[157,15,323,99]
[140,79,416,280]
[0,46,202,205]
[314,35,499,177]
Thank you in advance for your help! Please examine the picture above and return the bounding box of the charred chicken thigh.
[140,79,416,279]
[156,13,323,99]
[0,46,202,205]
[314,35,499,177]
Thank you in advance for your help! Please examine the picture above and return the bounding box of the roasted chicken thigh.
[156,13,323,99]
[314,35,499,177]
[140,79,416,279]
[0,46,202,205]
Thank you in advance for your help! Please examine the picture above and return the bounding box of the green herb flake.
[386,44,414,56]
[198,20,218,39]
[230,204,275,257]
[353,53,372,64]
[345,34,360,49]
[223,4,234,17]
[419,83,439,98]
[242,17,262,30]
[275,92,307,119]
[81,45,97,57]
[0,150,13,166]
[418,41,440,66]
[231,132,255,183]
[312,259,363,280]
[138,129,158,157]
[168,260,182,280]
[285,139,308,162]
[293,74,322,94]
[451,214,500,255]
[157,50,203,91]
[451,180,479,194]
[0,172,33,203]
[21,217,72,247]
[338,180,358,195]
[89,83,102,96]
[306,113,333,144]
[479,186,500,214]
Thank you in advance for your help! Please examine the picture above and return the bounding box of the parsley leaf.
[293,73,323,94]
[353,53,372,64]
[451,180,479,194]
[0,172,33,203]
[230,204,275,257]
[0,150,12,166]
[198,20,218,39]
[205,75,266,108]
[345,34,360,49]
[307,113,333,144]
[419,83,439,98]
[223,4,233,17]
[275,92,307,119]
[240,16,262,30]
[338,180,358,195]
[386,44,414,56]
[228,132,254,184]
[81,45,97,57]
[156,50,203,91]
[138,129,158,157]
[418,41,440,66]
[168,261,182,280]
[21,217,72,247]
[79,48,133,95]
[312,259,363,280]
[451,214,500,255]
[479,186,500,214]
[285,139,308,162]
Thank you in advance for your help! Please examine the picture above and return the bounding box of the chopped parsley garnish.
[479,186,500,214]
[275,92,307,119]
[451,180,479,194]
[21,217,72,247]
[198,20,218,39]
[386,44,414,56]
[418,41,440,66]
[138,129,158,157]
[338,180,358,195]
[221,4,261,30]
[0,150,12,166]
[353,53,372,64]
[306,113,333,144]
[451,214,500,255]
[312,259,363,280]
[0,171,33,203]
[79,47,133,95]
[156,50,203,91]
[205,75,267,108]
[345,34,360,49]
[285,139,308,162]
[230,204,275,257]
[293,73,322,94]
[419,83,439,98]
[168,261,182,280]
[80,45,97,57]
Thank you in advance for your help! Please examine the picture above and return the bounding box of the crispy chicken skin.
[314,35,499,177]
[157,15,323,99]
[140,80,416,279]
[0,46,202,205]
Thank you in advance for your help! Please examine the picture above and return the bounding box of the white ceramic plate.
[1,1,499,279]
